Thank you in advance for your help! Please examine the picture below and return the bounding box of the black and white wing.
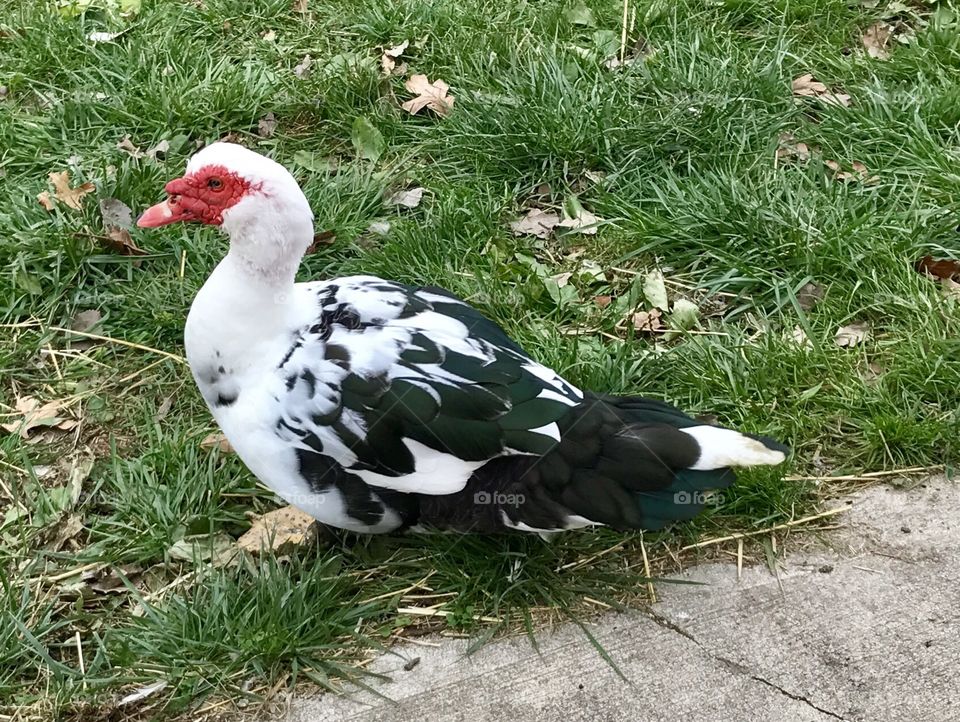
[275,276,583,495]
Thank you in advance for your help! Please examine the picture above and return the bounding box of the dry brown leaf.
[381,40,409,75]
[37,191,55,211]
[386,187,424,209]
[509,208,560,239]
[557,208,600,235]
[116,135,144,158]
[401,74,454,116]
[940,277,960,300]
[294,54,312,78]
[775,133,818,166]
[835,321,870,348]
[798,282,824,311]
[791,74,851,107]
[604,35,655,69]
[789,325,813,349]
[632,308,663,334]
[825,159,878,184]
[155,396,173,421]
[100,197,133,229]
[594,294,612,308]
[915,255,960,281]
[49,514,85,552]
[862,22,893,59]
[791,73,828,96]
[200,432,233,453]
[237,505,319,555]
[304,230,336,255]
[68,309,102,350]
[147,139,170,160]
[49,171,95,210]
[1,396,76,438]
[257,112,278,138]
[102,227,147,256]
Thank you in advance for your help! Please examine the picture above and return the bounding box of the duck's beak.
[137,195,192,228]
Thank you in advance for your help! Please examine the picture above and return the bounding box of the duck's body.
[141,143,788,536]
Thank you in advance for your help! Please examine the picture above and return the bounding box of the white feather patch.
[680,425,786,470]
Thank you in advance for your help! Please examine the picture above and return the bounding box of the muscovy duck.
[137,143,788,535]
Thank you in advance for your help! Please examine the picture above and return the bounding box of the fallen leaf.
[381,39,409,75]
[631,308,662,333]
[63,455,94,510]
[146,139,169,161]
[1,396,76,438]
[862,22,893,59]
[262,29,276,42]
[49,514,85,552]
[791,74,851,107]
[200,432,233,453]
[118,680,168,707]
[594,294,612,308]
[835,321,870,348]
[237,505,319,555]
[791,73,827,96]
[89,563,143,594]
[87,31,120,43]
[37,191,55,211]
[294,54,312,78]
[860,360,885,385]
[798,282,824,311]
[70,308,103,339]
[775,133,818,166]
[351,116,385,162]
[102,227,147,256]
[604,35,655,69]
[366,220,391,236]
[556,194,600,235]
[825,159,878,183]
[509,208,560,238]
[49,171,95,210]
[566,0,596,26]
[292,151,338,173]
[386,187,424,209]
[401,74,454,116]
[551,271,573,288]
[643,269,669,311]
[668,299,700,332]
[167,533,238,566]
[940,277,960,300]
[789,325,813,349]
[155,396,173,421]
[915,255,960,281]
[100,197,133,229]
[117,135,144,158]
[257,112,278,138]
[304,230,336,254]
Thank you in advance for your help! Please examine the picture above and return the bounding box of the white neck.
[184,195,314,375]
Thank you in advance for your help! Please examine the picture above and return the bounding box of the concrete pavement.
[278,476,959,722]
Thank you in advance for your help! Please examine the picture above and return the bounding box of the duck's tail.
[490,393,789,532]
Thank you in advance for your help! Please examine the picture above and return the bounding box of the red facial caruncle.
[137,165,254,228]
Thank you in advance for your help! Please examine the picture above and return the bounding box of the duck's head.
[138,143,314,277]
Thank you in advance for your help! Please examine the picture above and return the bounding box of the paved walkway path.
[280,476,959,722]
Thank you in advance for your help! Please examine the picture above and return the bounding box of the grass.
[1,0,958,717]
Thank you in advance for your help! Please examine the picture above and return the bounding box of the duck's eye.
[207,177,223,190]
